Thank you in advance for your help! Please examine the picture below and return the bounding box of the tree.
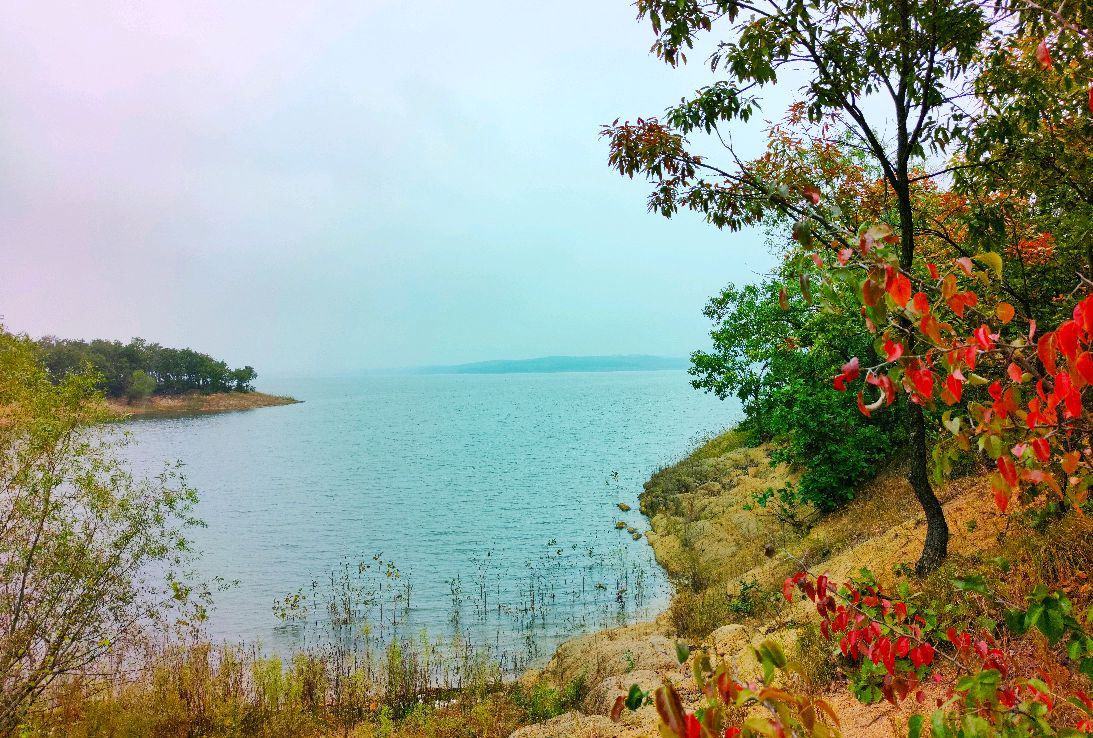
[230,366,257,393]
[0,330,202,731]
[604,0,1008,573]
[34,337,259,398]
[126,369,157,402]
[691,272,905,513]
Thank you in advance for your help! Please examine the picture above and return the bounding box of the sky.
[0,1,787,375]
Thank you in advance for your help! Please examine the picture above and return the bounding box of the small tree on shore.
[126,368,157,402]
[0,330,202,731]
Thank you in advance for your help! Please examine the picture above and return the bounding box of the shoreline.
[104,391,301,419]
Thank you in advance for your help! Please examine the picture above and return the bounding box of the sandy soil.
[104,391,300,419]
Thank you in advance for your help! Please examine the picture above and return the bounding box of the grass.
[21,638,589,738]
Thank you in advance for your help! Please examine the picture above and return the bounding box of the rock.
[708,623,749,663]
[542,621,679,688]
[506,711,618,738]
[582,669,661,716]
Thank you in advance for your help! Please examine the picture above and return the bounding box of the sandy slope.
[509,440,1007,738]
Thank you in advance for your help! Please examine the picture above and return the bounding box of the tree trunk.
[894,133,950,574]
[908,402,948,574]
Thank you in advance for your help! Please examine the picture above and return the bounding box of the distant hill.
[418,355,689,375]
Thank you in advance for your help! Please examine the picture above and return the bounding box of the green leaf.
[1039,601,1068,645]
[675,641,690,664]
[931,709,948,738]
[908,714,924,738]
[952,575,989,594]
[1024,602,1045,631]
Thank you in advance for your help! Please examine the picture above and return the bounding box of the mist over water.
[119,370,739,668]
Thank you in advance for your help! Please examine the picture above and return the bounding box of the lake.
[120,370,738,669]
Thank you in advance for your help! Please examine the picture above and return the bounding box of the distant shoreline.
[104,391,301,419]
[418,354,689,375]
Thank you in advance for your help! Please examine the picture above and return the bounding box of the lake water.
[120,371,738,669]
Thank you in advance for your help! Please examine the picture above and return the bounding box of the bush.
[127,368,157,401]
[0,331,202,733]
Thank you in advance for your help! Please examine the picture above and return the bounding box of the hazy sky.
[1,1,785,374]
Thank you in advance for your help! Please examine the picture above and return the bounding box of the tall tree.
[604,0,1001,573]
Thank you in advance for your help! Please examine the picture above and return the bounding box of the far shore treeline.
[34,336,257,400]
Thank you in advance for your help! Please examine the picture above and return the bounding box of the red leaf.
[1063,451,1080,474]
[841,357,860,382]
[811,253,823,268]
[1036,38,1052,69]
[913,292,930,314]
[996,302,1015,324]
[779,287,789,311]
[909,366,935,399]
[1038,332,1058,376]
[955,257,974,276]
[1077,352,1093,385]
[783,578,795,603]
[857,390,872,417]
[887,272,912,308]
[1031,438,1051,463]
[1007,362,1024,383]
[1057,320,1081,360]
[994,482,1010,512]
[896,636,911,658]
[862,277,885,307]
[920,314,942,343]
[884,339,904,362]
[867,371,897,406]
[803,185,821,205]
[611,696,626,722]
[945,373,963,403]
[973,325,996,351]
[909,643,935,668]
[997,456,1019,487]
[1066,388,1082,418]
[927,263,939,280]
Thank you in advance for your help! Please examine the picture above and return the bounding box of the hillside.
[510,432,1092,738]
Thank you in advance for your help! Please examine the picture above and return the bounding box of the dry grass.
[104,391,300,419]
